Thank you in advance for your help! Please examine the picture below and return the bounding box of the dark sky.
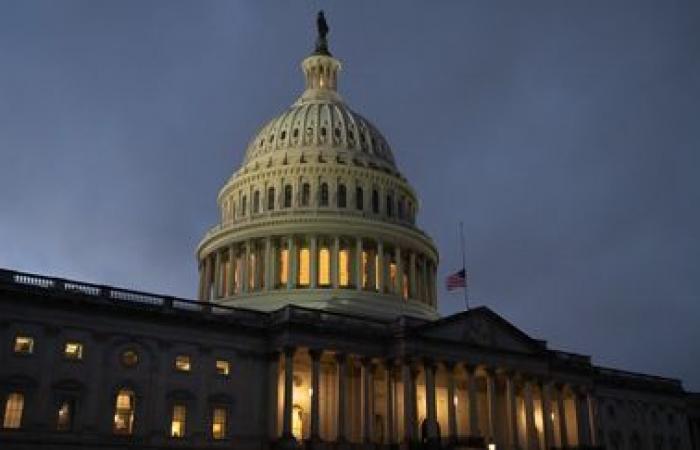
[1,1,698,390]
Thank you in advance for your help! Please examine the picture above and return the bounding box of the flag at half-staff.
[446,268,467,291]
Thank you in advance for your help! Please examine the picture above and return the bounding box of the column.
[198,260,205,300]
[228,244,236,295]
[466,365,480,437]
[310,349,322,441]
[331,236,340,289]
[355,236,363,291]
[557,385,569,449]
[505,372,519,449]
[395,246,403,297]
[446,363,457,442]
[362,357,374,443]
[524,380,538,450]
[376,239,385,293]
[336,353,348,442]
[486,369,497,444]
[242,242,250,293]
[287,237,295,289]
[424,360,438,441]
[574,388,591,446]
[402,361,416,445]
[409,251,417,299]
[204,254,213,300]
[264,238,272,291]
[385,361,395,445]
[421,257,428,302]
[542,381,555,450]
[282,347,296,440]
[310,236,318,289]
[587,390,598,446]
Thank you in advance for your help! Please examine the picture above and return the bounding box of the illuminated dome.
[196,21,439,320]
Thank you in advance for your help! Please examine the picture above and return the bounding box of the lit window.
[121,349,138,367]
[56,400,74,431]
[13,336,34,354]
[64,342,83,360]
[279,248,289,285]
[361,250,368,289]
[318,247,330,286]
[298,247,310,286]
[175,355,191,372]
[389,262,397,293]
[216,360,230,376]
[212,407,227,440]
[171,404,186,438]
[3,393,24,429]
[339,249,349,287]
[113,389,135,435]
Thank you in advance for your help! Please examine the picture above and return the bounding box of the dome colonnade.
[196,31,439,320]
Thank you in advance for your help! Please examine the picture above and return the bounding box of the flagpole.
[459,221,470,310]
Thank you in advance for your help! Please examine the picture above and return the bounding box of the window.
[3,393,24,429]
[64,341,83,360]
[241,195,247,216]
[298,247,310,286]
[175,355,191,372]
[253,191,260,213]
[113,389,135,435]
[248,252,256,290]
[301,183,310,207]
[389,262,397,293]
[284,185,292,208]
[356,187,363,210]
[56,399,74,431]
[13,336,33,354]
[171,404,186,438]
[339,249,349,287]
[372,190,379,213]
[267,187,275,210]
[212,407,227,440]
[398,198,404,219]
[121,350,138,367]
[337,184,347,208]
[279,247,289,286]
[320,183,329,207]
[318,247,330,286]
[386,194,394,217]
[216,360,230,376]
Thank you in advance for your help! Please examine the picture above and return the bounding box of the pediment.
[416,307,545,354]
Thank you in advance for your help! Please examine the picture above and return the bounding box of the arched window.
[386,193,393,217]
[337,184,347,208]
[241,195,247,217]
[3,392,24,429]
[253,191,260,214]
[301,183,310,207]
[267,187,275,211]
[356,186,364,210]
[372,189,379,213]
[398,197,404,219]
[113,389,135,435]
[284,185,292,208]
[320,183,329,207]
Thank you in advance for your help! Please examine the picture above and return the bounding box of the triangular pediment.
[416,307,546,354]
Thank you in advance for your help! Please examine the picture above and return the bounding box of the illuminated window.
[121,349,139,367]
[284,185,292,208]
[64,342,83,360]
[339,249,349,287]
[301,183,310,206]
[13,336,34,354]
[216,360,230,376]
[56,399,74,431]
[318,247,330,286]
[170,404,186,438]
[320,183,329,206]
[298,247,310,286]
[279,248,289,285]
[3,393,24,429]
[175,355,191,372]
[113,389,135,435]
[212,407,227,439]
[389,262,397,293]
[337,184,347,208]
[267,187,275,210]
[361,251,368,289]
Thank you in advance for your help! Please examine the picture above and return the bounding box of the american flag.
[446,269,467,291]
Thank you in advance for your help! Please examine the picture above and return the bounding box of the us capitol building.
[1,14,699,450]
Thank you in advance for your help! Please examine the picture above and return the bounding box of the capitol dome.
[196,23,439,320]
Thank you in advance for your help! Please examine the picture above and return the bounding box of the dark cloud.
[1,1,698,389]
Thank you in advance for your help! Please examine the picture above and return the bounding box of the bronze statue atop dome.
[314,10,331,56]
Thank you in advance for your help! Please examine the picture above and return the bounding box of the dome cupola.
[196,13,439,320]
